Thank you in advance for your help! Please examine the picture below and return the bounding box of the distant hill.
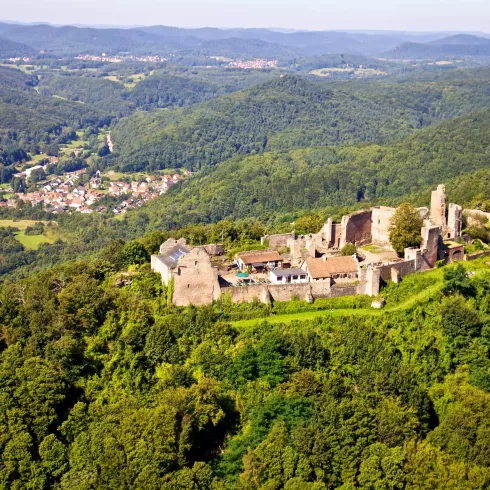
[0,36,36,58]
[390,34,490,59]
[1,22,488,59]
[429,34,490,46]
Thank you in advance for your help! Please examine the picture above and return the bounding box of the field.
[123,73,147,89]
[103,72,148,89]
[28,153,48,163]
[310,67,387,77]
[103,75,120,83]
[59,131,88,153]
[0,219,54,231]
[0,220,62,249]
[13,231,55,250]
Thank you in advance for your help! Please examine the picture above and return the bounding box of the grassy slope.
[233,262,487,327]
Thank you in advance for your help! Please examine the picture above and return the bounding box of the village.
[75,54,168,63]
[226,58,279,69]
[151,184,488,307]
[1,168,191,214]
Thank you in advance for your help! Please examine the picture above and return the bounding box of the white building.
[269,268,308,284]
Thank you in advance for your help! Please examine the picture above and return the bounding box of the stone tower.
[430,184,446,228]
[447,203,463,239]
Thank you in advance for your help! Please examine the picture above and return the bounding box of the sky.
[2,0,490,32]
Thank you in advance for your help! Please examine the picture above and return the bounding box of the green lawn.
[362,244,384,253]
[14,231,54,250]
[233,308,382,327]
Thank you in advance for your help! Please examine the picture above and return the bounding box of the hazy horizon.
[2,0,490,33]
[2,19,490,36]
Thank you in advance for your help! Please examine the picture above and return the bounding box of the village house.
[304,256,359,283]
[236,250,282,272]
[269,268,308,284]
[151,239,190,285]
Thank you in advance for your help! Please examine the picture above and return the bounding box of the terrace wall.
[378,260,416,282]
[465,250,490,261]
[220,279,347,304]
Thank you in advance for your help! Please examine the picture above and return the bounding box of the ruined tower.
[447,203,463,239]
[430,184,446,228]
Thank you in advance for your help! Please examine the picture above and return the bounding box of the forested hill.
[34,68,277,114]
[391,34,490,59]
[0,36,36,58]
[111,74,490,172]
[0,84,110,142]
[139,108,490,227]
[2,222,490,487]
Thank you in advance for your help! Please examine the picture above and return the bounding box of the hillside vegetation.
[2,238,490,488]
[136,108,490,227]
[111,74,490,172]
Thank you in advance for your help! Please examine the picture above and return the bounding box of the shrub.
[341,243,357,256]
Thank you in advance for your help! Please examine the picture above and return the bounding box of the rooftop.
[156,244,190,269]
[306,256,358,279]
[238,250,282,265]
[444,240,464,249]
[271,268,306,278]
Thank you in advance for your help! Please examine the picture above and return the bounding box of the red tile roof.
[306,256,358,279]
[238,250,282,265]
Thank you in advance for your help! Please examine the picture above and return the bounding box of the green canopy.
[237,272,249,278]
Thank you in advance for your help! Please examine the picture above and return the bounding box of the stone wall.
[358,268,381,297]
[465,250,490,261]
[220,279,352,304]
[172,248,221,306]
[330,284,359,297]
[378,260,416,282]
[220,284,270,304]
[151,255,171,285]
[421,225,441,271]
[340,210,372,248]
[447,204,463,239]
[331,224,343,249]
[202,244,225,256]
[261,232,294,248]
[430,184,446,227]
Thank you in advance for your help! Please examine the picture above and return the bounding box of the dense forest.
[34,68,277,114]
[2,235,490,488]
[0,66,111,161]
[111,73,490,172]
[123,108,489,226]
